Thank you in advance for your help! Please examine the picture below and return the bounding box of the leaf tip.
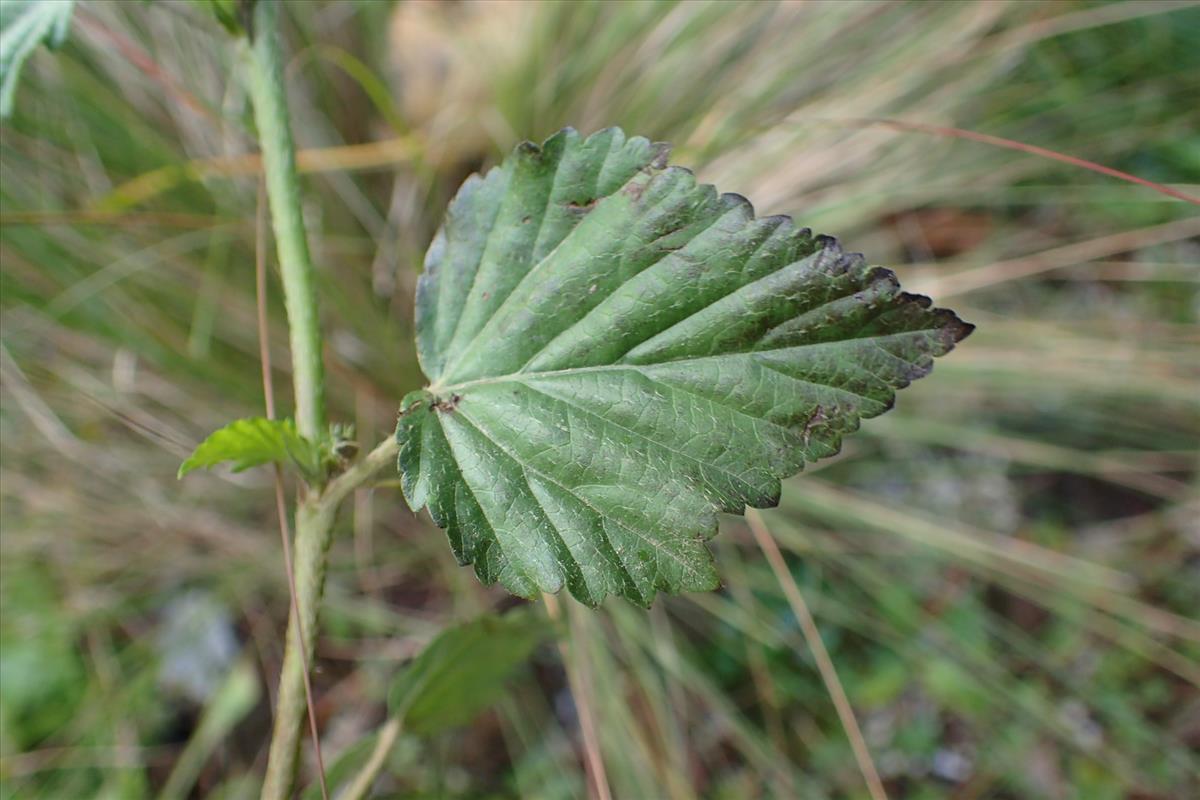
[943,311,976,343]
[900,292,976,345]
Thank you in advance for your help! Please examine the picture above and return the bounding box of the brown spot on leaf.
[802,406,827,447]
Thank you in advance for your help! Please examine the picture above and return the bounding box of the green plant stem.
[259,436,398,800]
[244,2,334,797]
[261,496,337,800]
[323,436,402,509]
[245,0,325,442]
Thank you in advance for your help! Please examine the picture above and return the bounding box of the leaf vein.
[451,407,711,586]
[519,382,764,502]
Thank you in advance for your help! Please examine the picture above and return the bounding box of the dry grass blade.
[854,117,1200,205]
[543,594,612,800]
[914,216,1200,298]
[338,717,403,800]
[795,481,1133,594]
[98,137,423,212]
[73,8,217,121]
[0,211,231,229]
[746,509,888,800]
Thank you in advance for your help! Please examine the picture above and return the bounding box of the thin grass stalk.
[543,594,613,800]
[746,509,888,800]
[339,718,403,800]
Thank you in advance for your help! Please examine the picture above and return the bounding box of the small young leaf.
[388,611,549,735]
[0,0,74,118]
[399,126,973,606]
[178,417,320,480]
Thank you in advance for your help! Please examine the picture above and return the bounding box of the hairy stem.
[245,2,331,797]
[260,437,398,799]
[246,0,325,441]
[261,497,337,799]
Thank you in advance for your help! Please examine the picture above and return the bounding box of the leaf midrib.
[430,327,939,398]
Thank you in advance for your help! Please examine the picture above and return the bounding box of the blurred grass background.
[1,0,1198,798]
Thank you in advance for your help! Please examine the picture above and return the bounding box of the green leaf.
[399,126,972,606]
[387,611,549,735]
[178,417,321,480]
[0,0,74,118]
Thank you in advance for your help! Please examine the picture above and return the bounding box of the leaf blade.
[401,127,972,606]
[387,611,550,735]
[417,127,665,382]
[0,0,74,118]
[178,417,319,479]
